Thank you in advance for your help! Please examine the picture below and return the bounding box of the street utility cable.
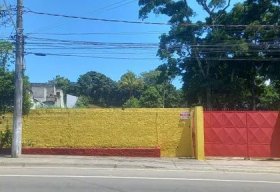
[25,9,279,28]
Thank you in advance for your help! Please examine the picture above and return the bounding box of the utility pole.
[12,0,24,158]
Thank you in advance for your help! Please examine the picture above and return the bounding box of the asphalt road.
[0,166,280,192]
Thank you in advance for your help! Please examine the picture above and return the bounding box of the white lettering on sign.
[180,112,191,120]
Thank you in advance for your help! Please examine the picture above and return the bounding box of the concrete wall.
[17,109,193,157]
[31,86,46,102]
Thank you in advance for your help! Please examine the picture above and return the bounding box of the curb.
[0,161,280,174]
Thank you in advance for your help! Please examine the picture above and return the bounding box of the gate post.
[194,106,205,160]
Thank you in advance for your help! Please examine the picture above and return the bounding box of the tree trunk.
[206,86,212,110]
[251,79,256,110]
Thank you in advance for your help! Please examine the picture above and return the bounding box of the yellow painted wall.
[19,109,193,157]
[0,114,12,131]
[194,107,205,160]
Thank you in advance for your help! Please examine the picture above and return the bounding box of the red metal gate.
[204,111,280,158]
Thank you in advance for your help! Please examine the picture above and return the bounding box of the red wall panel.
[204,111,280,158]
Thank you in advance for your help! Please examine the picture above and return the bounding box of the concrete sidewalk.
[0,155,280,174]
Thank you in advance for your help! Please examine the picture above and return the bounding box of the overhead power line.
[25,36,159,46]
[5,34,277,59]
[23,36,279,50]
[25,9,169,26]
[90,0,135,14]
[25,51,158,60]
[25,51,280,61]
[21,36,280,61]
[3,34,278,53]
[95,0,136,13]
[25,9,279,28]
[27,0,137,34]
[25,31,164,36]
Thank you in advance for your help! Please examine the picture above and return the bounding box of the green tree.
[0,68,14,113]
[259,83,280,110]
[0,68,31,115]
[75,96,90,108]
[49,75,71,93]
[139,86,163,108]
[22,76,32,115]
[141,67,183,108]
[0,127,12,149]
[141,70,161,86]
[0,6,31,114]
[77,71,118,107]
[139,0,280,110]
[0,41,13,69]
[223,0,280,109]
[139,0,230,108]
[48,75,79,101]
[118,71,143,101]
[162,85,184,108]
[123,97,140,108]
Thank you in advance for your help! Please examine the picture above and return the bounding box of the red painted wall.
[22,148,161,157]
[204,111,280,158]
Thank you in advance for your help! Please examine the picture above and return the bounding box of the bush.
[75,96,90,108]
[123,97,140,108]
[0,128,12,149]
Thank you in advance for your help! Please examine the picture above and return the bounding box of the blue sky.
[1,0,242,87]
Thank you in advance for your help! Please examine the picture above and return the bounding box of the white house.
[30,83,65,109]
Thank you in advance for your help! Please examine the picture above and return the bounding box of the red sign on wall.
[180,112,191,120]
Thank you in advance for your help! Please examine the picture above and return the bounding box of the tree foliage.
[0,127,12,149]
[140,86,163,108]
[0,68,14,113]
[0,68,32,115]
[118,71,143,102]
[139,0,280,110]
[0,19,32,116]
[77,71,118,107]
[75,96,90,108]
[141,67,183,108]
[49,75,71,93]
[123,97,140,108]
[0,41,13,69]
[73,69,183,108]
[0,6,32,115]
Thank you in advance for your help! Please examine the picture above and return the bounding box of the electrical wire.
[25,31,164,36]
[94,0,136,14]
[3,34,279,61]
[2,2,279,63]
[90,0,135,14]
[25,51,158,60]
[25,9,169,26]
[24,51,280,61]
[25,9,280,28]
[23,36,279,50]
